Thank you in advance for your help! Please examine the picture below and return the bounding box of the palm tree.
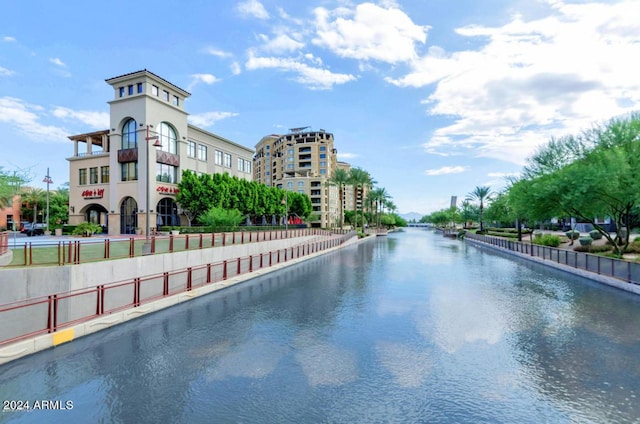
[328,168,350,229]
[21,188,46,224]
[466,186,493,232]
[348,167,371,231]
[371,187,390,227]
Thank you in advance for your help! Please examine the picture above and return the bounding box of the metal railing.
[5,228,329,267]
[466,233,640,285]
[0,231,357,346]
[0,231,7,256]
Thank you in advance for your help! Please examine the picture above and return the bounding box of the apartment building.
[253,127,339,228]
[67,70,253,235]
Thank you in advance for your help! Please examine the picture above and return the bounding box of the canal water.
[2,228,640,423]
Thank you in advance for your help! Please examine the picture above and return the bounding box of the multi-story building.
[253,127,339,228]
[67,70,254,235]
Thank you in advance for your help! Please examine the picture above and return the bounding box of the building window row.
[121,162,138,181]
[79,166,110,185]
[119,83,144,98]
[237,158,252,173]
[198,145,207,161]
[187,141,196,158]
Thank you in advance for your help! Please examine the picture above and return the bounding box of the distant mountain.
[399,212,424,222]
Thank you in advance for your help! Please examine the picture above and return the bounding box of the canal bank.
[464,233,640,295]
[0,232,368,365]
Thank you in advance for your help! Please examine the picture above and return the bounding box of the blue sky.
[1,0,638,216]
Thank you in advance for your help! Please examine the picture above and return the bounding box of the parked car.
[20,222,46,236]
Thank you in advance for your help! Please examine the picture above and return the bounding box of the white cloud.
[3,36,16,42]
[425,166,466,176]
[0,97,70,142]
[188,111,238,128]
[246,53,357,90]
[337,152,358,160]
[313,3,428,63]
[257,33,305,54]
[204,47,232,58]
[192,73,221,85]
[230,61,242,75]
[49,57,66,67]
[394,0,640,166]
[0,66,15,76]
[51,106,109,129]
[236,0,269,20]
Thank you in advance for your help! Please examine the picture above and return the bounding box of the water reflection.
[2,229,640,423]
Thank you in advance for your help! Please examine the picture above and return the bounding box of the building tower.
[253,127,339,228]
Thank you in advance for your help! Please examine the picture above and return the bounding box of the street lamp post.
[143,124,161,255]
[43,168,53,233]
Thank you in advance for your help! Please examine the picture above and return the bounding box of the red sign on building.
[156,186,179,195]
[82,188,105,199]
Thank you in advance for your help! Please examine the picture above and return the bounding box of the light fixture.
[42,168,53,232]
[143,124,161,255]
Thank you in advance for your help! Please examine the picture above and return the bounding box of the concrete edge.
[0,233,372,365]
[465,238,640,295]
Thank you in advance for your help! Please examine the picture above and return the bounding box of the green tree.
[0,168,29,209]
[21,188,46,223]
[466,186,493,232]
[349,167,372,231]
[198,207,244,228]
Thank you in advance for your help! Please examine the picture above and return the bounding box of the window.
[298,181,305,187]
[266,171,270,176]
[198,145,207,161]
[288,149,294,155]
[152,85,159,96]
[298,190,305,194]
[79,168,87,185]
[187,141,196,158]
[319,146,326,151]
[137,83,143,93]
[320,161,326,167]
[127,85,133,95]
[89,167,98,184]
[121,162,138,181]
[237,158,244,172]
[122,118,137,149]
[101,166,110,183]
[158,122,177,154]
[156,163,178,183]
[320,169,326,175]
[215,150,223,165]
[287,164,294,170]
[162,90,170,101]
[266,145,270,150]
[172,95,179,106]
[224,153,232,168]
[288,157,294,162]
[245,160,251,173]
[287,181,293,188]
[119,87,125,97]
[319,153,326,159]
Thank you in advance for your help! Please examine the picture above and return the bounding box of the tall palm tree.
[371,187,390,227]
[21,188,46,224]
[348,167,371,231]
[328,168,350,229]
[466,186,493,232]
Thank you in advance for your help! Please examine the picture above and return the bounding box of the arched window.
[120,197,138,234]
[122,119,137,149]
[158,122,177,154]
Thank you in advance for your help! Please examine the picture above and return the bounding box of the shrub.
[72,222,103,236]
[579,236,593,246]
[566,230,580,240]
[198,207,244,228]
[589,230,603,240]
[574,244,613,253]
[533,233,560,247]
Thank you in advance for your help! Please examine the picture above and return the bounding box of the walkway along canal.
[1,228,640,423]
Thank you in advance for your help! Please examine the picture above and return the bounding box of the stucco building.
[253,127,340,228]
[67,70,253,235]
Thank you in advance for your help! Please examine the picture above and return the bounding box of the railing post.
[269,251,273,266]
[249,255,253,272]
[47,295,54,333]
[163,272,169,296]
[223,260,228,280]
[134,278,141,306]
[187,267,192,291]
[130,237,135,257]
[207,263,212,283]
[260,253,263,269]
[169,235,174,252]
[237,257,241,275]
[151,236,155,254]
[185,234,190,250]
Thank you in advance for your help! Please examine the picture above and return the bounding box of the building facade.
[253,128,339,228]
[67,70,254,235]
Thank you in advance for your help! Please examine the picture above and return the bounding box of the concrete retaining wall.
[0,235,320,304]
